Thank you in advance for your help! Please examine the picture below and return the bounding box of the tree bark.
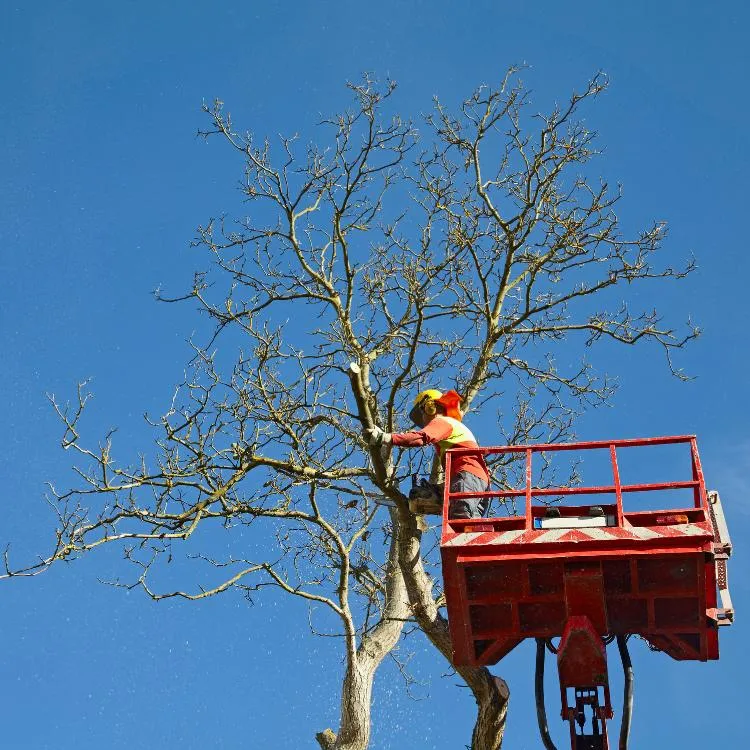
[317,510,409,750]
[331,660,376,750]
[396,507,509,750]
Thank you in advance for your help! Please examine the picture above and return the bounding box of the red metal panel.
[441,545,473,665]
[564,562,607,632]
[557,616,609,688]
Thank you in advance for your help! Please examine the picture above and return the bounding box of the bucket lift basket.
[439,435,733,748]
[440,435,733,667]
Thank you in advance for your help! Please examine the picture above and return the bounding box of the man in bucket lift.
[363,390,490,519]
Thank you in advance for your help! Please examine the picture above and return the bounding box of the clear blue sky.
[1,2,748,748]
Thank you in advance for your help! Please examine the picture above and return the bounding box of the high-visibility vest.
[436,416,480,458]
[431,415,488,482]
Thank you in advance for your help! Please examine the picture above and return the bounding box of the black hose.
[535,639,559,750]
[616,635,634,750]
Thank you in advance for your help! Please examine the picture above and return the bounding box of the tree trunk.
[331,659,376,750]
[395,507,509,750]
[317,513,409,749]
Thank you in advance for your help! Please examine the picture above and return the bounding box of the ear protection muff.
[409,389,444,425]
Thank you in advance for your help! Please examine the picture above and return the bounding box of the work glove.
[362,426,392,447]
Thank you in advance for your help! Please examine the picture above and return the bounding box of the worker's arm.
[390,416,452,447]
[362,416,453,448]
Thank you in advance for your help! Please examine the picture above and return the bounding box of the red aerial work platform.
[440,435,733,749]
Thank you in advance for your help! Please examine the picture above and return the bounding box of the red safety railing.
[442,435,708,536]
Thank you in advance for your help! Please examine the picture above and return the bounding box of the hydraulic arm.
[535,624,634,750]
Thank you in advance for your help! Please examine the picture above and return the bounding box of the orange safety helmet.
[409,389,463,424]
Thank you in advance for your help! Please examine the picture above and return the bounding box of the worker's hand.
[362,426,391,447]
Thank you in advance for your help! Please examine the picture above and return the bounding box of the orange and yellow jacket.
[390,415,489,483]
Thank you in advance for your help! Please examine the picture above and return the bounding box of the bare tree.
[3,69,696,750]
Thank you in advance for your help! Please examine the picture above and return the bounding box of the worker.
[363,389,490,519]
